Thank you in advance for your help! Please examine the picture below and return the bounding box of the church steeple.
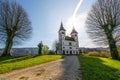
[59,21,66,31]
[71,26,78,34]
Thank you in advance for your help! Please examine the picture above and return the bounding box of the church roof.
[59,22,66,31]
[71,27,78,34]
[65,36,75,41]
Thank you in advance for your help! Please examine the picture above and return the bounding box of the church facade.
[57,22,79,54]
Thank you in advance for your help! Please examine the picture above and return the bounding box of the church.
[57,22,79,54]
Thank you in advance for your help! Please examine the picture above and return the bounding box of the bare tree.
[0,0,32,56]
[52,40,59,54]
[86,0,120,59]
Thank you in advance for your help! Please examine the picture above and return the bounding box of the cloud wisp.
[65,0,99,48]
[65,0,84,34]
[73,0,83,18]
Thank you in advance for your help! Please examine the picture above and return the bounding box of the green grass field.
[78,55,120,80]
[0,55,62,74]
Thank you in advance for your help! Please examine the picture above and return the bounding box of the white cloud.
[73,0,83,17]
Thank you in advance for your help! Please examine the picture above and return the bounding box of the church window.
[73,51,75,53]
[63,50,65,54]
[76,51,78,54]
[69,47,72,49]
[62,32,64,34]
[66,51,68,53]
[70,51,72,54]
[69,42,72,46]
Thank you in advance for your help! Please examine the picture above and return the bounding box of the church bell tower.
[58,22,66,53]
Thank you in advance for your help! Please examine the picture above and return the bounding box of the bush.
[99,51,110,58]
[87,51,110,58]
[43,51,50,55]
[48,50,55,55]
[87,52,99,56]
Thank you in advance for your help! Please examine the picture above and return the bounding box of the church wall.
[61,40,79,54]
[58,22,79,54]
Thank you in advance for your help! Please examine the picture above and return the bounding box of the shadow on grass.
[0,55,38,64]
[78,55,120,80]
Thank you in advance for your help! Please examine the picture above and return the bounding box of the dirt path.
[0,56,82,80]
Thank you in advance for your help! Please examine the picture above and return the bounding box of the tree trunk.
[108,37,119,59]
[2,37,13,56]
[55,50,57,54]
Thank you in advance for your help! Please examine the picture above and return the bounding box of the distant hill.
[0,48,38,56]
[0,47,109,56]
[79,47,109,53]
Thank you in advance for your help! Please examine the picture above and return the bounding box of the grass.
[78,55,120,80]
[0,55,62,74]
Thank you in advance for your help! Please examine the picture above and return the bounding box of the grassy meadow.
[78,55,120,80]
[0,55,62,74]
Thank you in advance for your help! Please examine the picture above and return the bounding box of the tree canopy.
[0,0,32,56]
[86,0,120,59]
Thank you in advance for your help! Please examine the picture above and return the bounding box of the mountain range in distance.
[0,47,109,56]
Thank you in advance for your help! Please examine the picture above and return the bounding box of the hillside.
[0,48,38,56]
[78,55,120,80]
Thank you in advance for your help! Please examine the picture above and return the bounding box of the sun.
[65,0,84,35]
[65,16,78,35]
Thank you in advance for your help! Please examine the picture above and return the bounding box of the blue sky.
[14,0,98,49]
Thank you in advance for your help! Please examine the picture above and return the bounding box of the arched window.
[66,51,68,53]
[69,47,72,49]
[63,50,65,54]
[70,51,72,54]
[76,51,78,54]
[69,42,72,46]
[62,32,64,34]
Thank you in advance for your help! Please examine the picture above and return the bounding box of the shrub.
[48,50,55,55]
[87,52,99,56]
[87,51,110,58]
[99,51,110,58]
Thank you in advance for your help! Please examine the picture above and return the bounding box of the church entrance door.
[70,51,72,55]
[63,50,65,55]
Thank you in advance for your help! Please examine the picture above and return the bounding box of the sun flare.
[65,0,84,35]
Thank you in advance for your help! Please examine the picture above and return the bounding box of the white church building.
[57,22,79,54]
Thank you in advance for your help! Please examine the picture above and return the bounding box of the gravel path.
[0,55,81,80]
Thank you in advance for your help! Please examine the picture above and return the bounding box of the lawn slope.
[0,55,62,74]
[78,55,120,80]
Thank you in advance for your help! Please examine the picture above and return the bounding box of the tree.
[48,50,55,55]
[86,0,120,59]
[38,41,43,55]
[52,40,59,54]
[0,0,32,56]
[42,45,49,55]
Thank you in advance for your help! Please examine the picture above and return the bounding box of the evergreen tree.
[38,41,43,55]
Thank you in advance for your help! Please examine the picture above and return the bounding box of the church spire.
[71,26,78,34]
[59,21,66,31]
